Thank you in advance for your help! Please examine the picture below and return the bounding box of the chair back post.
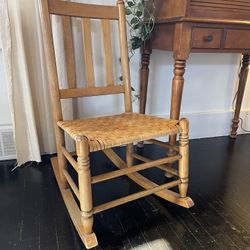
[39,0,66,151]
[40,0,63,123]
[117,0,133,112]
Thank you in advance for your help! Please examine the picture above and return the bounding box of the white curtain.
[0,0,127,165]
[0,0,41,165]
[0,0,74,165]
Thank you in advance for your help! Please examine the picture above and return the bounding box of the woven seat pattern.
[58,112,180,152]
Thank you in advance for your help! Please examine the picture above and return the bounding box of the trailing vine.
[119,1,155,101]
[125,0,155,57]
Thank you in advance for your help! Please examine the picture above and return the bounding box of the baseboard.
[155,110,250,139]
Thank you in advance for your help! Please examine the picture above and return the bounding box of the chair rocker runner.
[39,0,194,248]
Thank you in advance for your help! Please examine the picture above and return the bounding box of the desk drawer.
[191,28,222,49]
[224,30,250,49]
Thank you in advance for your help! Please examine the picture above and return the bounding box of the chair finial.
[117,0,124,4]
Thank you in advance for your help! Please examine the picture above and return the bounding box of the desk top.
[154,0,250,23]
[149,0,250,54]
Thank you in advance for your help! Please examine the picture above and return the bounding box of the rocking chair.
[39,0,194,248]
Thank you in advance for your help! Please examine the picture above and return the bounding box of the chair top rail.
[48,0,119,20]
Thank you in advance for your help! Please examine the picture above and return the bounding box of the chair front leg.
[178,119,189,198]
[76,136,94,235]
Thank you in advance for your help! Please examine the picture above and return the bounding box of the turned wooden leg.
[178,118,189,198]
[126,144,134,167]
[139,44,152,115]
[169,59,186,143]
[138,44,152,148]
[166,59,186,178]
[76,136,94,236]
[230,54,250,138]
[56,127,68,189]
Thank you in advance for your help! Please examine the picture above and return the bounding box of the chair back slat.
[62,16,76,89]
[101,20,115,86]
[82,18,95,88]
[48,0,119,20]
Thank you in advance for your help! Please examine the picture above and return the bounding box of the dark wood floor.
[1,135,250,250]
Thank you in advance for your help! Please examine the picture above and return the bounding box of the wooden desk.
[140,0,250,145]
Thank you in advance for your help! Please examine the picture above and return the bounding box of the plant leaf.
[136,10,143,17]
[131,37,143,50]
[125,8,132,15]
[133,23,140,30]
[127,1,134,7]
[130,17,138,25]
[137,2,144,11]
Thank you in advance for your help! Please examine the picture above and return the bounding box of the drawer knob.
[203,35,214,42]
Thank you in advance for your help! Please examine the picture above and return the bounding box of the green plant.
[125,0,155,56]
[119,1,155,101]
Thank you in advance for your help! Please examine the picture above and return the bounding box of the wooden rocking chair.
[39,0,194,248]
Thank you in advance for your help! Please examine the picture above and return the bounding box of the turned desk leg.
[231,54,250,138]
[167,59,186,177]
[138,45,152,148]
[139,46,152,114]
[169,59,186,145]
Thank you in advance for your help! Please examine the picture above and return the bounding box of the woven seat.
[58,113,179,152]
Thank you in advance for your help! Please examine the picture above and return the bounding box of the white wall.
[0,0,249,144]
[130,51,250,139]
[70,0,250,139]
[0,49,12,126]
